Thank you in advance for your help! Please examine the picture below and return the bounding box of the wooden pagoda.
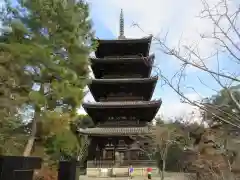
[79,10,162,172]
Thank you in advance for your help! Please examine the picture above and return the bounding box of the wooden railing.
[87,160,156,168]
[103,74,143,79]
[100,96,144,102]
[97,121,147,127]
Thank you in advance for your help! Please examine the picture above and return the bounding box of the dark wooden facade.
[89,76,158,102]
[94,36,152,58]
[79,35,161,168]
[90,54,155,79]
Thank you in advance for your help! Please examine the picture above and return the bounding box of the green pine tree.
[0,0,95,157]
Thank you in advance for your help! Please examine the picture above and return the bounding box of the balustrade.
[87,160,156,168]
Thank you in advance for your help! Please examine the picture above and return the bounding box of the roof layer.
[90,76,158,84]
[82,100,161,123]
[90,54,155,63]
[78,126,151,136]
[82,100,162,109]
[90,54,155,79]
[89,78,158,102]
[95,36,152,58]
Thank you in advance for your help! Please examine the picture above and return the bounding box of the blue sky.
[1,0,239,119]
[80,0,239,119]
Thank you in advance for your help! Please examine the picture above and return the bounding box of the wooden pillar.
[103,149,106,160]
[127,150,131,162]
[58,160,79,180]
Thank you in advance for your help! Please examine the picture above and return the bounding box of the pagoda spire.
[118,9,125,39]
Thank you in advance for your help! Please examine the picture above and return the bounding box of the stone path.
[79,177,187,180]
[79,173,192,180]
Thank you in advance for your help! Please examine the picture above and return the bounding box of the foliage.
[203,85,240,130]
[199,86,240,179]
[70,115,93,163]
[0,115,27,155]
[0,0,95,156]
[154,144,185,172]
[40,111,71,139]
[135,0,239,177]
[43,114,93,163]
[45,130,80,162]
[151,121,186,180]
[165,144,185,171]
[0,0,94,111]
[71,114,94,131]
[41,112,79,161]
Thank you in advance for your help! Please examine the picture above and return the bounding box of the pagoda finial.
[118,9,125,39]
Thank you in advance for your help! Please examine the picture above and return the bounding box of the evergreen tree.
[203,85,240,130]
[0,0,94,156]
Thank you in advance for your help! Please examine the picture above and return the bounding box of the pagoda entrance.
[87,136,153,168]
[90,137,130,168]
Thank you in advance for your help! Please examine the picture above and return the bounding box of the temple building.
[78,9,162,176]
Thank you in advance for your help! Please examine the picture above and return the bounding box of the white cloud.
[159,92,202,121]
[77,91,94,115]
[88,0,238,71]
[77,86,94,115]
[80,0,237,119]
[88,0,230,55]
[0,1,4,31]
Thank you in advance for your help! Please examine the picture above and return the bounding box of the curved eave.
[89,76,158,102]
[82,99,162,109]
[90,76,158,84]
[78,127,152,136]
[90,54,155,79]
[94,36,152,58]
[95,35,152,44]
[90,54,155,64]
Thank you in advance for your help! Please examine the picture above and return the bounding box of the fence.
[0,155,79,180]
[87,160,156,168]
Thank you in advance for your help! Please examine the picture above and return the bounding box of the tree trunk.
[23,109,39,156]
[229,90,240,111]
[160,160,166,180]
[23,84,44,156]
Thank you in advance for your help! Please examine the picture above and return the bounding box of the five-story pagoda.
[79,10,162,173]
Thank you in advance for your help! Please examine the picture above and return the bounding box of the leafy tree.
[71,114,94,130]
[152,122,186,180]
[70,115,94,164]
[0,115,27,155]
[44,129,80,162]
[201,86,240,176]
[203,85,240,130]
[0,0,95,156]
[38,114,94,164]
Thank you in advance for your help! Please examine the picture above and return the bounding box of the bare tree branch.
[133,0,240,129]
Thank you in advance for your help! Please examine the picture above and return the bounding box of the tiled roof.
[90,76,158,83]
[78,126,151,136]
[90,54,155,62]
[95,35,152,43]
[82,99,162,108]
